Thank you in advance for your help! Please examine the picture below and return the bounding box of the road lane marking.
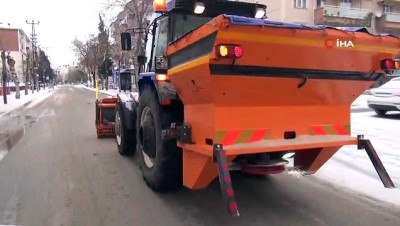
[38,108,56,120]
[0,187,19,226]
[0,150,7,162]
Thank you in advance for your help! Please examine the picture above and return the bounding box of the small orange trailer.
[95,97,119,138]
[106,0,398,216]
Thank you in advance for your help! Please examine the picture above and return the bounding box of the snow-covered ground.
[351,94,369,109]
[75,84,119,97]
[0,87,58,117]
[315,105,400,207]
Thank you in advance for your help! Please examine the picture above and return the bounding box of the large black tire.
[115,104,136,156]
[374,109,387,116]
[136,85,183,192]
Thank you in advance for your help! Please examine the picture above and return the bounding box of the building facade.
[0,27,32,83]
[262,0,400,35]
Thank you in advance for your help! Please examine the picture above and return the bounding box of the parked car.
[367,77,400,116]
[369,71,400,89]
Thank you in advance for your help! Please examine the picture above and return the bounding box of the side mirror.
[137,55,146,64]
[121,32,132,51]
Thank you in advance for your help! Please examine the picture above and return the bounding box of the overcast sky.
[0,0,120,68]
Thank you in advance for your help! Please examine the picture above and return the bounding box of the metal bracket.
[177,125,194,144]
[160,123,194,144]
[357,135,395,188]
[214,144,240,217]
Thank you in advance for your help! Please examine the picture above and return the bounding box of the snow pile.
[25,89,57,109]
[0,88,57,117]
[76,85,119,97]
[351,94,369,109]
[316,111,400,207]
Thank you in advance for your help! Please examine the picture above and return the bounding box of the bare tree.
[88,35,100,86]
[105,0,153,69]
[110,18,136,72]
[1,50,7,104]
[72,35,100,87]
[72,38,90,75]
[24,48,33,94]
[6,52,20,99]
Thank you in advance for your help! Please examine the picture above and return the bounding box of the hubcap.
[140,107,156,168]
[115,111,121,145]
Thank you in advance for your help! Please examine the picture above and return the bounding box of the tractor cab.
[121,0,267,75]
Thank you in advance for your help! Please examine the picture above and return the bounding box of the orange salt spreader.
[113,0,398,216]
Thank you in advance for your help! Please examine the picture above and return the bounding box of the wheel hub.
[140,107,156,168]
[115,111,121,145]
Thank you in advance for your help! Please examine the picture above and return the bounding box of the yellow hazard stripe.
[214,128,271,146]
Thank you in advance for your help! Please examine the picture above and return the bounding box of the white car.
[367,77,400,116]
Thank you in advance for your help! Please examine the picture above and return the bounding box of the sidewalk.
[0,87,58,117]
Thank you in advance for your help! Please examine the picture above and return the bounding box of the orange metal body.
[95,97,118,138]
[165,15,400,190]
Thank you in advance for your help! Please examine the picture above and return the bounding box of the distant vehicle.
[367,77,400,116]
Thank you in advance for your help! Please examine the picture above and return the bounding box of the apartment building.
[262,0,400,35]
[0,27,32,83]
[110,2,153,64]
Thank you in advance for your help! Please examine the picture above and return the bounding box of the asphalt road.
[0,86,398,226]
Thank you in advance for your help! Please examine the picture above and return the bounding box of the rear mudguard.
[117,92,138,131]
[138,72,178,104]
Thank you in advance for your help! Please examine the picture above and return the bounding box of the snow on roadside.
[0,87,58,117]
[351,94,369,109]
[75,84,119,97]
[315,111,400,207]
[25,89,58,109]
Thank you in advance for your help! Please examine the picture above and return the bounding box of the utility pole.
[26,20,39,92]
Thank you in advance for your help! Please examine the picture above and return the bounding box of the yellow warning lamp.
[154,0,167,12]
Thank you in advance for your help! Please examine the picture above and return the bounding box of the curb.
[0,89,53,118]
[0,98,36,118]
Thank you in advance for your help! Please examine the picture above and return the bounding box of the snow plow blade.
[165,14,398,193]
[95,97,118,138]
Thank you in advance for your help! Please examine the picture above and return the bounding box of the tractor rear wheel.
[115,104,136,156]
[136,85,182,191]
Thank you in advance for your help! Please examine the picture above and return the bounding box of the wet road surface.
[0,86,398,226]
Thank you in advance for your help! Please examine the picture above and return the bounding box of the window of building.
[317,0,325,8]
[383,4,393,14]
[340,0,351,8]
[294,0,306,9]
[127,13,135,21]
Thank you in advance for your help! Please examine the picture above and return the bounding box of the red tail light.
[381,59,400,73]
[216,44,243,58]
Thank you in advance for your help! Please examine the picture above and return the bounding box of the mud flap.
[213,144,240,217]
[357,135,395,188]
